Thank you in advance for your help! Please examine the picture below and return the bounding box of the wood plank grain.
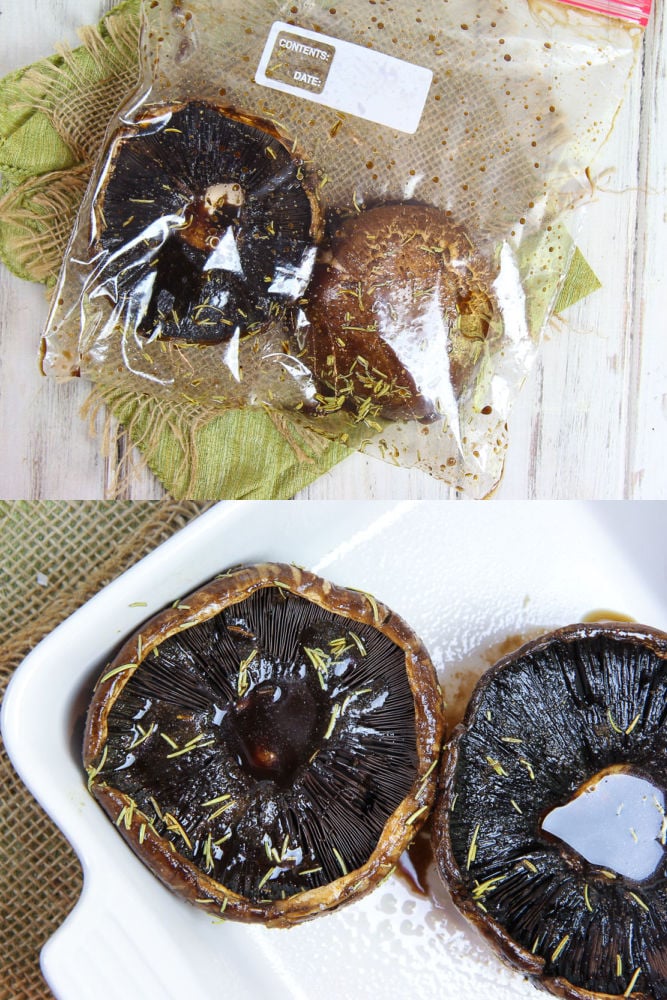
[626,0,667,496]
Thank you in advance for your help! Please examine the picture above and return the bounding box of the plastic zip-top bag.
[42,0,650,497]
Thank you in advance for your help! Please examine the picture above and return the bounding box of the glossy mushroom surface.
[300,203,497,422]
[84,563,443,926]
[93,102,321,343]
[433,622,667,1000]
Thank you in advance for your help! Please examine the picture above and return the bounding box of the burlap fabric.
[0,500,211,999]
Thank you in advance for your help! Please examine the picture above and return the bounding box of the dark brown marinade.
[99,586,418,903]
[437,624,667,1000]
[95,101,318,343]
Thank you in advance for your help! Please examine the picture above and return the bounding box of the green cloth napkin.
[0,0,599,499]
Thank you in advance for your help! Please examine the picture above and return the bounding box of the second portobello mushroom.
[433,622,667,1000]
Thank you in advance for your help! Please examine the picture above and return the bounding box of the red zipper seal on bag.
[551,0,652,26]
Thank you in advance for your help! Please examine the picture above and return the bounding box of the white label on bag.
[255,21,432,134]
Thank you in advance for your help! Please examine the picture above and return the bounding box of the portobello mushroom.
[93,101,321,343]
[299,203,497,422]
[433,622,667,1000]
[84,563,443,926]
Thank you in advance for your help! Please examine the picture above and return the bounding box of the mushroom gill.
[84,563,443,926]
[93,102,321,343]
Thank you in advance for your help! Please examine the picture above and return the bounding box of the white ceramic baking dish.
[3,500,666,999]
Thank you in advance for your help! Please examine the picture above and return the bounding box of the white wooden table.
[1,0,665,499]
